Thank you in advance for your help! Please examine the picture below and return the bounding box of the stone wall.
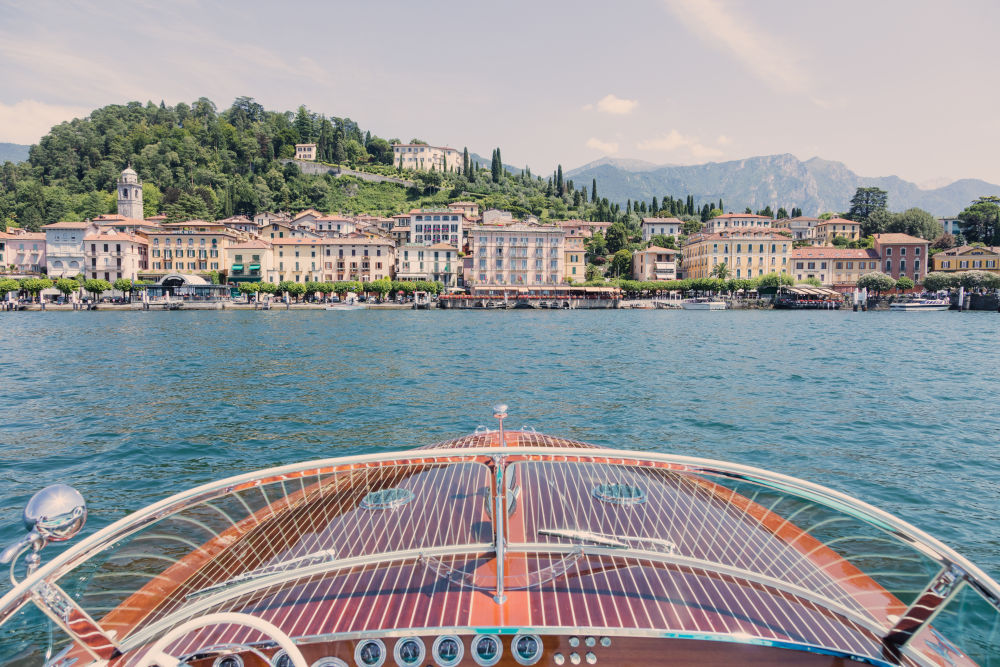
[280,160,414,187]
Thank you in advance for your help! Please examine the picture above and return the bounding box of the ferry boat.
[2,407,998,666]
[680,297,726,310]
[889,298,951,311]
[326,299,366,311]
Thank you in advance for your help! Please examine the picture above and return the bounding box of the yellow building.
[815,217,860,244]
[564,233,586,283]
[932,245,1000,274]
[144,223,243,280]
[682,228,792,279]
[790,247,880,287]
[632,246,678,281]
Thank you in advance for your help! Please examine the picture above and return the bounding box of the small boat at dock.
[681,297,726,310]
[890,297,950,311]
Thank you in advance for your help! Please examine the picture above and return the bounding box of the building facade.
[324,237,395,282]
[227,240,273,283]
[703,213,772,233]
[872,233,929,282]
[814,217,861,244]
[682,228,791,279]
[931,245,1000,274]
[144,226,240,279]
[564,233,586,283]
[641,217,683,240]
[409,210,462,246]
[269,238,330,283]
[44,221,94,278]
[470,222,564,287]
[392,143,462,172]
[785,217,820,243]
[295,144,317,161]
[632,246,678,281]
[790,247,880,287]
[0,230,46,273]
[395,243,460,287]
[939,218,962,236]
[84,229,148,281]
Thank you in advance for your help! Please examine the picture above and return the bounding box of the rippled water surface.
[1,309,999,655]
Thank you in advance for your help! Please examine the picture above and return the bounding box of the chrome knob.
[23,484,87,543]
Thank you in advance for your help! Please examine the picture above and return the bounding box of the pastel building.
[641,217,683,240]
[295,144,317,161]
[227,240,273,283]
[556,219,611,238]
[0,230,46,273]
[84,228,148,281]
[44,221,95,278]
[392,143,462,172]
[682,228,791,279]
[448,201,480,219]
[269,238,330,283]
[632,246,678,281]
[703,213,772,233]
[790,247,880,287]
[470,222,564,287]
[938,218,962,236]
[395,243,460,287]
[324,237,396,282]
[814,217,861,244]
[873,233,929,282]
[144,225,241,279]
[785,217,820,243]
[409,209,463,246]
[564,233,586,283]
[932,245,1000,274]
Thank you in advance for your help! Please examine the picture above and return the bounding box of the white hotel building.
[470,222,564,287]
[392,143,462,172]
[409,210,463,246]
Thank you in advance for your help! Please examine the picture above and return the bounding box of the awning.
[248,264,260,271]
[231,264,244,271]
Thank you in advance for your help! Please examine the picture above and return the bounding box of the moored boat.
[681,297,726,310]
[890,298,950,311]
[1,406,998,666]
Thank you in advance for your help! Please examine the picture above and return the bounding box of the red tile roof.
[43,221,89,229]
[873,233,929,245]
[791,247,878,259]
[642,217,683,224]
[712,213,771,219]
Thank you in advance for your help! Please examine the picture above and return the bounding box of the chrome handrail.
[1,443,998,652]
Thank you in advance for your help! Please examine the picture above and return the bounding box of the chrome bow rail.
[1,443,998,666]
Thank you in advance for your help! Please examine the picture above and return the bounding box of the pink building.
[872,233,929,283]
[0,230,47,273]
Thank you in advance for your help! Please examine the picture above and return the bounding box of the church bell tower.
[117,165,143,219]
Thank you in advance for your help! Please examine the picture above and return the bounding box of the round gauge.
[393,637,425,666]
[271,651,291,667]
[512,634,543,665]
[214,657,244,667]
[470,634,502,666]
[311,659,349,667]
[355,639,386,667]
[432,635,464,667]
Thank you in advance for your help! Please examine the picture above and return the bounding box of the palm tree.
[711,262,731,280]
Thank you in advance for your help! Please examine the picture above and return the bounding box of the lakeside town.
[2,155,999,312]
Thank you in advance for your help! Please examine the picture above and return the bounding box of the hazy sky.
[1,0,998,184]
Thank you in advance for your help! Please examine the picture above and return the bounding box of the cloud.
[716,134,732,145]
[586,137,619,154]
[636,130,723,159]
[663,0,808,96]
[588,94,638,115]
[0,100,90,143]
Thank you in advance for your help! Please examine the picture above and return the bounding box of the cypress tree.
[719,198,724,212]
[626,199,632,214]
[556,165,564,194]
[592,178,598,203]
[651,197,658,213]
[462,147,469,175]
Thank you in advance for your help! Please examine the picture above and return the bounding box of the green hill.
[0,97,621,231]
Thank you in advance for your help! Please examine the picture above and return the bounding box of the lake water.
[1,308,999,656]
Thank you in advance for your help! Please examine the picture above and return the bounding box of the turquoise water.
[1,309,999,652]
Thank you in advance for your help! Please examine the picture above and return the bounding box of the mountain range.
[565,154,1000,217]
[0,143,30,163]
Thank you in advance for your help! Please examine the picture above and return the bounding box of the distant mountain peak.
[563,153,1000,217]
